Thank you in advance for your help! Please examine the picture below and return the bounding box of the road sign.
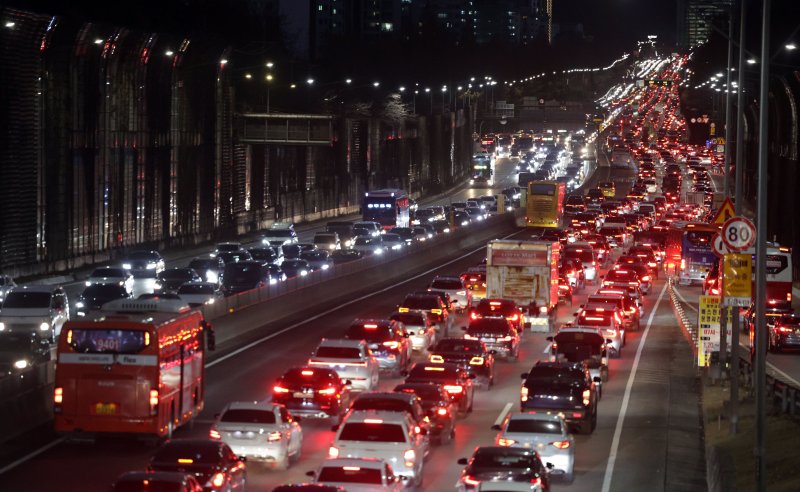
[711,232,728,257]
[712,197,735,224]
[721,216,756,252]
[723,253,752,307]
[698,295,723,367]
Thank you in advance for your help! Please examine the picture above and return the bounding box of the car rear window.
[315,346,362,359]
[407,365,457,381]
[338,423,407,443]
[351,398,410,413]
[318,466,383,485]
[390,313,424,325]
[220,409,276,424]
[430,279,462,290]
[526,366,584,383]
[506,419,562,434]
[565,249,594,263]
[467,319,510,334]
[472,450,538,469]
[177,284,215,295]
[401,297,439,310]
[434,339,481,352]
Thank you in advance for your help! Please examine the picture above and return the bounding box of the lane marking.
[601,280,668,492]
[0,437,65,476]
[494,402,514,427]
[672,286,698,312]
[208,228,523,368]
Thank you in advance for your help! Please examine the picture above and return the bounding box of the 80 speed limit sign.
[721,216,756,252]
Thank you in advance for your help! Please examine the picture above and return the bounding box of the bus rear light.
[788,292,793,302]
[149,390,159,414]
[209,428,221,440]
[54,387,63,410]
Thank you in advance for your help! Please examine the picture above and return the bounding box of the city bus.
[54,299,215,438]
[470,155,494,187]
[526,181,565,229]
[760,244,793,305]
[362,189,410,229]
[678,223,717,285]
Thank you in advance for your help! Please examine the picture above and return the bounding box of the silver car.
[308,339,380,392]
[210,401,302,470]
[428,275,472,311]
[390,311,436,352]
[312,458,405,491]
[493,412,575,483]
[0,285,69,340]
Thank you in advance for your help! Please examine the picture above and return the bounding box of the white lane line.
[600,280,668,492]
[672,286,698,312]
[208,228,523,368]
[494,402,514,427]
[0,437,65,476]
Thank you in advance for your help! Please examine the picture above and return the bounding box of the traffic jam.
[2,54,775,492]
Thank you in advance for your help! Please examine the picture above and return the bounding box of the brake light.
[328,446,339,458]
[457,290,466,295]
[642,275,650,282]
[363,324,378,329]
[383,341,400,350]
[436,407,449,416]
[404,449,416,467]
[267,431,282,442]
[430,355,444,363]
[464,476,480,486]
[530,477,543,487]
[778,326,793,333]
[273,385,290,394]
[470,311,479,320]
[464,334,475,340]
[788,292,793,302]
[489,301,502,306]
[301,370,314,376]
[54,387,63,405]
[521,386,529,402]
[318,387,337,396]
[398,307,409,313]
[507,314,519,322]
[431,308,443,315]
[583,389,591,406]
[605,329,617,338]
[424,366,445,371]
[364,418,384,424]
[497,437,516,446]
[209,428,221,440]
[211,472,225,488]
[551,440,571,449]
[149,389,159,415]
[443,385,464,394]
[648,262,657,267]
[500,335,513,342]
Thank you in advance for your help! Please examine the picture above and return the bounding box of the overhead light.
[165,50,174,56]
[345,78,352,84]
[399,86,405,92]
[747,58,757,64]
[4,21,15,28]
[245,73,252,79]
[290,83,297,89]
[786,43,797,51]
[266,74,273,81]
[266,61,274,68]
[94,38,104,45]
[372,81,380,87]
[306,78,314,85]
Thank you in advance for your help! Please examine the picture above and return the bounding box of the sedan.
[85,267,134,293]
[492,412,574,483]
[148,439,246,492]
[456,446,550,492]
[210,401,303,470]
[282,259,312,278]
[381,233,405,251]
[75,284,131,316]
[301,250,334,271]
[155,268,203,294]
[176,282,222,307]
[352,236,387,256]
[309,458,405,491]
[121,250,165,278]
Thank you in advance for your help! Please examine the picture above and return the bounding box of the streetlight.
[372,81,380,88]
[786,43,797,50]
[245,73,252,80]
[399,86,405,92]
[165,50,174,56]
[424,87,432,114]
[266,61,274,68]
[4,21,15,28]
[345,78,352,84]
[306,78,314,85]
[265,74,274,113]
[747,58,758,64]
[94,38,104,45]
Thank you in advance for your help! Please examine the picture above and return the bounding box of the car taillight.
[507,314,519,322]
[464,334,475,340]
[209,428,221,440]
[583,389,591,406]
[464,476,480,486]
[404,449,416,467]
[788,292,793,302]
[605,329,617,338]
[469,356,484,365]
[267,431,282,442]
[430,354,444,363]
[443,384,464,394]
[273,385,290,394]
[318,387,337,396]
[328,446,339,458]
[778,326,793,333]
[431,308,443,315]
[470,311,479,320]
[209,472,226,488]
[530,477,543,487]
[436,407,449,416]
[642,275,650,282]
[680,259,686,270]
[648,262,657,267]
[551,440,571,449]
[520,386,529,402]
[497,437,516,446]
[383,341,400,350]
[149,389,159,415]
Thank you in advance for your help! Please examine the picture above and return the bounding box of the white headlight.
[300,270,308,276]
[206,298,215,305]
[374,249,383,255]
[322,264,330,270]
[146,263,157,269]
[122,263,132,270]
[75,301,84,308]
[85,281,92,287]
[269,278,278,285]
[206,271,219,283]
[14,360,28,370]
[39,322,50,331]
[0,322,5,331]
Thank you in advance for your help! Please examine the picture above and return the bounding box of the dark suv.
[272,367,352,420]
[462,317,519,361]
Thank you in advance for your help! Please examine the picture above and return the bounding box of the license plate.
[94,403,117,415]
[294,392,313,399]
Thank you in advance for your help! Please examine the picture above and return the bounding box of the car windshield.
[220,409,276,424]
[189,259,216,270]
[69,329,148,354]
[224,264,261,282]
[249,249,276,261]
[506,419,562,434]
[91,268,126,277]
[383,234,401,242]
[0,334,36,352]
[354,237,372,246]
[318,466,383,485]
[467,319,510,334]
[401,297,438,310]
[430,279,462,290]
[315,346,361,359]
[395,385,443,402]
[267,230,294,238]
[338,423,406,443]
[152,442,221,465]
[282,260,308,269]
[177,284,215,295]
[218,252,251,263]
[434,339,480,352]
[216,244,240,252]
[314,235,335,243]
[127,252,158,261]
[82,285,128,298]
[302,251,328,261]
[2,292,51,308]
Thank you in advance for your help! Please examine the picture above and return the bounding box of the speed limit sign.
[721,216,756,252]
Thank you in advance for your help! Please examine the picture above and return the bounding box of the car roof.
[8,285,58,294]
[354,392,418,404]
[474,445,537,456]
[115,471,192,483]
[318,338,365,348]
[222,401,278,412]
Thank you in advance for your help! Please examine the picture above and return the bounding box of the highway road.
[0,150,705,491]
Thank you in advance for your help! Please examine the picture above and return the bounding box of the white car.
[210,401,302,470]
[85,267,134,293]
[352,236,387,256]
[121,250,165,277]
[311,458,406,491]
[308,339,379,392]
[428,275,471,311]
[390,311,436,352]
[176,282,222,307]
[381,234,405,251]
[493,412,575,483]
[329,410,426,486]
[354,221,383,237]
[262,224,298,247]
[0,285,69,340]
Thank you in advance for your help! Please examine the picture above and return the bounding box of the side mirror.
[457,458,469,465]
[238,456,247,463]
[593,376,602,383]
[491,424,501,431]
[305,471,315,478]
[546,462,555,470]
[607,338,614,344]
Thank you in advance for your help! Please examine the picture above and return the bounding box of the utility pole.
[754,0,770,489]
[730,0,747,437]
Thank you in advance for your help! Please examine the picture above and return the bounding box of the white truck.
[486,240,560,333]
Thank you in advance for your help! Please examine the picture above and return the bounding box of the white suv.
[329,410,427,486]
[311,457,406,491]
[0,285,69,340]
[308,339,380,392]
[428,276,472,311]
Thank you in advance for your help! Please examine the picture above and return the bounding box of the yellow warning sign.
[723,253,752,306]
[713,197,735,224]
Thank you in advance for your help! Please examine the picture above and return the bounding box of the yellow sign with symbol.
[698,295,721,367]
[712,197,735,224]
[723,253,752,306]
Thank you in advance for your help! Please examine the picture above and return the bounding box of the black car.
[457,446,551,492]
[188,257,225,284]
[248,246,281,265]
[281,259,312,278]
[393,382,457,444]
[221,261,269,295]
[122,250,165,278]
[111,471,203,492]
[282,244,303,260]
[271,485,344,492]
[216,250,252,265]
[428,338,495,389]
[330,250,364,264]
[156,268,203,294]
[389,227,415,243]
[272,366,352,420]
[403,362,475,415]
[0,333,51,376]
[148,439,246,491]
[346,391,429,437]
[463,317,519,361]
[76,284,131,316]
[520,361,599,434]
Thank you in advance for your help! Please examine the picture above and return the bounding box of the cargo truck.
[486,240,560,333]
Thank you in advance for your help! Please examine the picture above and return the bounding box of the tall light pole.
[425,87,432,115]
[723,9,734,198]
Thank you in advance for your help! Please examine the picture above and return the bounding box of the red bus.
[54,300,215,437]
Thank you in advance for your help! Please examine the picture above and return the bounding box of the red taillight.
[470,312,479,320]
[436,407,448,416]
[209,428,221,440]
[267,431,282,442]
[317,387,337,396]
[328,446,339,458]
[54,387,63,411]
[551,440,571,449]
[383,341,400,350]
[443,384,464,394]
[211,472,226,488]
[507,314,519,322]
[273,385,290,394]
[149,389,159,415]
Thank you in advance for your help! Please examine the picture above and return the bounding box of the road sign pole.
[754,0,770,489]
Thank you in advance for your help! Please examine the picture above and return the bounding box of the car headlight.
[374,248,383,255]
[206,271,219,283]
[322,264,330,270]
[146,263,157,269]
[269,278,278,285]
[85,281,92,287]
[39,322,50,331]
[345,240,353,247]
[392,245,402,250]
[122,263,132,270]
[206,298,215,305]
[0,322,5,331]
[154,282,162,289]
[300,270,308,276]
[329,244,336,250]
[14,360,28,370]
[75,301,84,308]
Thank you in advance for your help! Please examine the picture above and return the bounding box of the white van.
[0,285,69,340]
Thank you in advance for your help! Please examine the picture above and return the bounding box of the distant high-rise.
[677,0,732,48]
